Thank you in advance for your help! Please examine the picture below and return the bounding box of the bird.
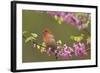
[43,28,56,48]
[42,28,57,58]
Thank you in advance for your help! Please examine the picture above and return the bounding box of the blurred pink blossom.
[73,42,87,57]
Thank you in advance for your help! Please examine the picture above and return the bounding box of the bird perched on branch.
[42,28,57,53]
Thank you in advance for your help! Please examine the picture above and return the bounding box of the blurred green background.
[22,10,90,63]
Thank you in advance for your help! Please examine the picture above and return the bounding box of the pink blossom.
[73,42,87,57]
[57,44,73,59]
[47,11,90,30]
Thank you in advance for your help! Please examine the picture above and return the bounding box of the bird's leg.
[55,53,58,60]
[54,49,59,60]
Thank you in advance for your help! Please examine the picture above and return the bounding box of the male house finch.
[42,28,57,54]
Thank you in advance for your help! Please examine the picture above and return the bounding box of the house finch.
[42,28,57,58]
[43,28,56,48]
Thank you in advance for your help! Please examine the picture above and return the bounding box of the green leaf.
[22,31,27,38]
[84,20,90,27]
[70,36,74,40]
[37,45,41,49]
[41,42,46,47]
[54,16,63,25]
[70,34,84,42]
[54,15,58,20]
[40,47,46,53]
[57,40,62,44]
[25,36,35,43]
[58,19,62,24]
[31,33,38,38]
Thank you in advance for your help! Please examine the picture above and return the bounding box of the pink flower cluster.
[57,44,74,59]
[47,11,90,30]
[73,42,87,57]
[45,42,87,60]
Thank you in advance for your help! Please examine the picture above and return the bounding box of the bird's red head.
[43,28,52,34]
